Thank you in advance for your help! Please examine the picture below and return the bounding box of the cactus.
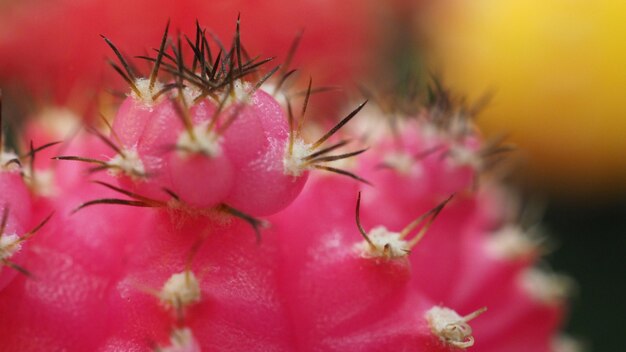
[0,21,573,352]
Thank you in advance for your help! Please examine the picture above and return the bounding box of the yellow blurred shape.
[423,0,626,197]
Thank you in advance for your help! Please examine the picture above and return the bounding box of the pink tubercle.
[223,89,307,216]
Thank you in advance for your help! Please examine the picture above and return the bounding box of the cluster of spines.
[55,20,370,218]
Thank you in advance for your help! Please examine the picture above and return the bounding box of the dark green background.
[545,199,626,351]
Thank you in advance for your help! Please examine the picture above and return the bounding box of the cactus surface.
[0,21,573,352]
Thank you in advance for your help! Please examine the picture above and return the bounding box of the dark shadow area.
[545,199,626,351]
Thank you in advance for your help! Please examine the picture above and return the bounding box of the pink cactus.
[0,22,574,352]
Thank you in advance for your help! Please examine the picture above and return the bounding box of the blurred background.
[0,0,624,350]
